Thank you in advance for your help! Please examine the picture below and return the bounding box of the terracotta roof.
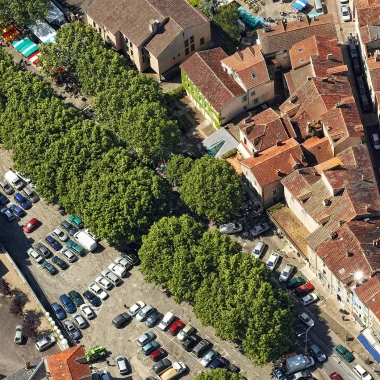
[284,64,314,94]
[367,58,380,92]
[281,167,320,199]
[354,0,380,26]
[181,48,245,112]
[241,138,306,187]
[354,275,380,320]
[301,136,333,165]
[221,45,270,89]
[45,346,91,380]
[238,108,291,152]
[87,0,208,55]
[258,15,337,55]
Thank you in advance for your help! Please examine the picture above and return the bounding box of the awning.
[358,331,380,363]
[293,0,308,10]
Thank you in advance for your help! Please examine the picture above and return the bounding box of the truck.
[159,362,186,380]
[285,354,315,375]
[85,346,105,362]
[45,1,66,26]
[74,231,97,252]
[4,170,24,190]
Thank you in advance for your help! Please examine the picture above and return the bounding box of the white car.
[114,256,132,270]
[35,334,56,351]
[250,222,270,237]
[279,263,294,282]
[218,222,242,234]
[128,301,146,317]
[73,313,87,329]
[89,283,108,300]
[266,252,279,271]
[115,355,129,375]
[299,312,314,327]
[108,263,126,278]
[300,292,319,306]
[95,275,112,290]
[52,228,69,242]
[84,228,100,242]
[59,247,77,262]
[136,305,154,322]
[80,304,95,320]
[341,5,351,21]
[27,248,44,264]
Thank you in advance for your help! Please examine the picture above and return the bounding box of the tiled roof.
[241,138,306,187]
[354,0,380,26]
[281,167,320,199]
[238,108,291,152]
[301,136,333,165]
[221,45,270,89]
[258,15,337,55]
[181,48,245,112]
[354,275,380,320]
[367,58,380,92]
[5,360,47,380]
[87,0,208,55]
[45,345,91,380]
[284,64,314,94]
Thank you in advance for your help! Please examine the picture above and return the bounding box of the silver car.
[52,228,69,242]
[200,349,219,367]
[35,334,56,351]
[218,223,242,235]
[279,263,294,282]
[64,320,82,340]
[73,313,87,329]
[116,355,129,375]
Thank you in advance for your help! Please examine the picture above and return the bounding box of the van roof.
[163,312,174,320]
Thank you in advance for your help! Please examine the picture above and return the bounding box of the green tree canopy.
[165,154,194,186]
[0,0,50,26]
[180,155,244,221]
[195,369,245,380]
[213,4,241,42]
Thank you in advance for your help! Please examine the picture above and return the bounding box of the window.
[251,73,256,79]
[323,269,327,275]
[251,91,256,96]
[178,53,180,57]
[253,98,259,104]
[244,137,247,145]
[93,21,96,28]
[125,36,129,43]
[191,44,195,52]
[190,35,194,43]
[242,95,247,103]
[98,27,101,33]
[200,37,205,45]
[130,42,132,48]
[184,39,189,47]
[130,49,133,56]
[185,47,190,55]
[272,189,277,195]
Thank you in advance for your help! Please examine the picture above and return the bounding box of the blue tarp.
[293,0,308,10]
[238,7,269,29]
[358,333,380,363]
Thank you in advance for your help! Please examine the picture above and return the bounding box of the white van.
[252,241,265,259]
[4,170,24,190]
[314,0,324,13]
[158,312,174,331]
[74,231,97,252]
[353,364,373,380]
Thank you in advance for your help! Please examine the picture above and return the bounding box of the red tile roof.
[301,136,333,165]
[354,275,380,320]
[354,0,380,26]
[238,108,291,152]
[181,48,245,112]
[367,57,380,92]
[241,138,306,187]
[45,345,91,380]
[221,45,270,89]
[258,15,337,55]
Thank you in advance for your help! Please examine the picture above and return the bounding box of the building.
[257,14,336,69]
[86,0,211,79]
[181,46,274,127]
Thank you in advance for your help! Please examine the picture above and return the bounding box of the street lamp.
[298,323,314,354]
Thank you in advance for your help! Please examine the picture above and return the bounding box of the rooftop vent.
[327,53,333,60]
[365,204,372,212]
[346,251,353,257]
[290,95,298,103]
[276,169,282,176]
[276,140,283,146]
[251,73,256,79]
[253,151,259,157]
[339,220,345,227]
[307,76,312,80]
[264,25,272,33]
[336,101,346,108]
[298,48,303,52]
[149,19,160,33]
[330,231,338,239]
[322,199,330,206]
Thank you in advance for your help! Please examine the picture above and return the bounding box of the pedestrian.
[106,360,110,365]
[124,304,127,308]
[342,316,345,321]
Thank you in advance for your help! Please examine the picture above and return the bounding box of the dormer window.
[251,73,256,79]
[298,48,303,52]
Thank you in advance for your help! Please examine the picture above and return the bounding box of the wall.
[241,164,263,199]
[333,136,362,155]
[262,179,283,209]
[220,95,248,125]
[246,80,275,109]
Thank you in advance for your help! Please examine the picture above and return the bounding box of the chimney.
[276,169,282,176]
[330,231,338,239]
[336,101,346,108]
[253,151,259,157]
[244,118,253,125]
[365,204,372,212]
[362,174,364,181]
[346,251,353,257]
[306,121,311,134]
[373,239,378,247]
[307,76,312,80]
[290,95,298,103]
[321,77,328,82]
[339,220,345,227]
[149,19,160,33]
[375,50,380,62]
[322,199,330,206]
[327,53,333,60]
[276,140,282,146]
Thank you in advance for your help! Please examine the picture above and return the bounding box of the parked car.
[295,282,314,296]
[68,290,84,307]
[150,348,167,362]
[85,228,100,242]
[209,357,229,370]
[182,334,201,352]
[9,203,24,217]
[152,358,172,374]
[35,243,52,259]
[59,294,76,313]
[61,220,78,236]
[158,312,175,331]
[356,76,366,94]
[168,319,185,336]
[108,263,126,278]
[252,241,266,259]
[14,192,31,210]
[330,373,343,380]
[66,239,85,256]
[348,39,358,58]
[116,355,129,375]
[201,349,219,367]
[287,276,306,289]
[341,5,351,21]
[23,218,40,233]
[137,306,154,323]
[73,313,87,329]
[101,268,122,286]
[52,255,68,270]
[0,179,13,195]
[35,334,56,351]
[95,276,113,290]
[219,222,242,234]
[52,228,69,242]
[299,312,314,327]
[142,340,160,355]
[279,263,294,282]
[69,215,84,228]
[45,235,62,251]
[0,191,9,205]
[28,248,45,264]
[372,133,380,151]
[177,323,196,341]
[114,256,132,270]
[266,252,279,271]
[99,370,111,380]
[192,339,212,358]
[310,344,327,362]
[1,206,14,222]
[335,344,354,362]
[59,247,77,262]
[138,331,157,346]
[352,58,361,74]
[80,304,95,320]
[112,312,131,328]
[51,302,67,320]
[121,252,140,265]
[300,292,319,306]
[250,222,270,237]
[41,261,58,275]
[361,93,371,112]
[64,320,82,340]
[88,283,108,300]
[14,324,23,344]
[272,368,287,380]
[83,290,101,307]
[226,363,240,373]
[146,310,163,328]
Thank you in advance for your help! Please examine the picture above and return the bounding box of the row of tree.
[139,215,295,364]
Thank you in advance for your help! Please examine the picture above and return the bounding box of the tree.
[213,4,241,42]
[0,0,50,26]
[195,369,245,380]
[23,309,43,338]
[165,155,194,186]
[180,155,244,221]
[0,278,11,296]
[199,0,219,17]
[9,291,28,316]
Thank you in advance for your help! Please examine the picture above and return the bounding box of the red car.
[149,348,167,362]
[168,319,185,336]
[23,218,40,233]
[330,372,343,380]
[295,282,314,296]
